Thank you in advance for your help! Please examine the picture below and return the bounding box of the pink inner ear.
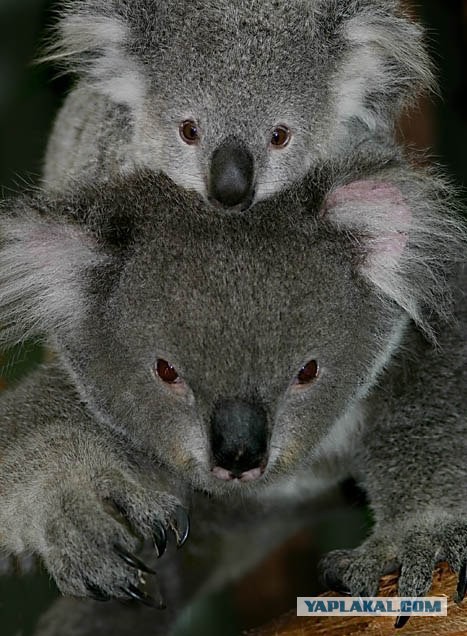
[325,180,406,208]
[324,180,412,260]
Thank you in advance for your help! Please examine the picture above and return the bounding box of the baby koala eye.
[270,125,291,149]
[296,360,319,386]
[155,359,180,384]
[180,119,200,145]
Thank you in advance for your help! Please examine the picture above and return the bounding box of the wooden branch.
[248,563,467,636]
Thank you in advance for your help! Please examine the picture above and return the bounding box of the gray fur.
[41,0,433,201]
[0,154,466,634]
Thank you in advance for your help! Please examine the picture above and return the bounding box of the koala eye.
[180,120,200,145]
[270,125,291,149]
[155,359,180,384]
[296,360,319,386]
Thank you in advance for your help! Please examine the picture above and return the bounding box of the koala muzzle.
[209,140,255,210]
[210,399,268,482]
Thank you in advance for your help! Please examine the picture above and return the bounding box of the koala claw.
[123,583,165,610]
[394,616,411,629]
[153,522,168,557]
[320,515,467,605]
[171,506,190,548]
[37,469,190,605]
[114,544,156,574]
[320,548,380,597]
[455,561,467,604]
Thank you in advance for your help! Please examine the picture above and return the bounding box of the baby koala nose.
[209,140,255,210]
[210,399,268,482]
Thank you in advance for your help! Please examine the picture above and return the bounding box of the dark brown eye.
[297,360,319,385]
[156,359,180,384]
[180,120,200,145]
[271,125,291,148]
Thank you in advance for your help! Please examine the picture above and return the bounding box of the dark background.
[0,1,465,635]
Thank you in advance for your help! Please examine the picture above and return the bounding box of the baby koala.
[43,0,432,210]
[0,151,465,635]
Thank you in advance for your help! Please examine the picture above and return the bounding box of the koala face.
[141,78,325,214]
[51,172,410,497]
[136,14,338,211]
[87,215,386,490]
[55,0,431,210]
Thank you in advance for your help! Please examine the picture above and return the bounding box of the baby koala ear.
[0,199,109,345]
[321,176,451,338]
[324,179,411,269]
[40,3,146,108]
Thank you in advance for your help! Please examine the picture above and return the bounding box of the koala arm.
[321,298,467,603]
[0,360,189,604]
[43,86,134,192]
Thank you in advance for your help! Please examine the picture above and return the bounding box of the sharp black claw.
[85,581,111,602]
[123,583,165,609]
[395,616,411,629]
[153,521,167,558]
[456,561,467,603]
[114,545,156,575]
[171,507,190,548]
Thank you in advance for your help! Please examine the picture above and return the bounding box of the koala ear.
[330,0,434,132]
[323,174,466,339]
[325,179,411,261]
[40,1,146,107]
[0,199,109,345]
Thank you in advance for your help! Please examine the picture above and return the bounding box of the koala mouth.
[210,399,269,483]
[211,465,265,483]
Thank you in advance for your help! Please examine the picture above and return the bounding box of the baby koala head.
[47,0,433,210]
[0,157,462,494]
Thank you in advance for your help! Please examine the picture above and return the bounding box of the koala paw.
[320,514,467,602]
[40,470,189,607]
[0,553,39,576]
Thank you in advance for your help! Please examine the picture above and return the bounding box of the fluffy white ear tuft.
[333,4,435,134]
[0,205,108,345]
[40,9,146,108]
[323,175,466,339]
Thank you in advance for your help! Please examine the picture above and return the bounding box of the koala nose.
[209,140,255,210]
[210,399,268,482]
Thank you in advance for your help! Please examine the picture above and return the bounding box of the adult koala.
[0,151,465,634]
